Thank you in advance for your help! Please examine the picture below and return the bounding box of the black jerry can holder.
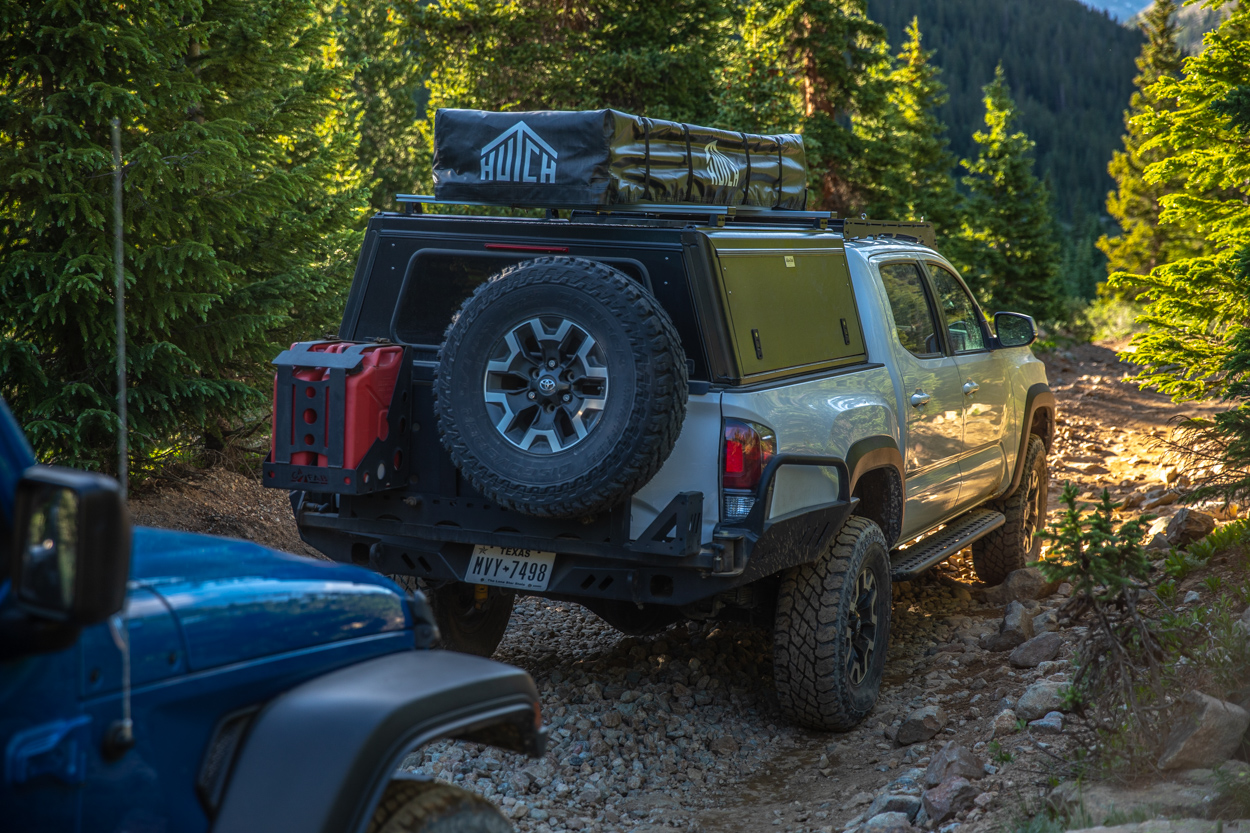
[263,341,412,495]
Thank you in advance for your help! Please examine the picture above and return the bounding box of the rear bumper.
[296,495,856,608]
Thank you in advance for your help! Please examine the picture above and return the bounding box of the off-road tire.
[425,581,515,658]
[368,779,513,833]
[774,517,892,731]
[435,257,688,518]
[972,435,1048,585]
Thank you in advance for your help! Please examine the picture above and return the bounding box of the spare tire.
[435,257,688,517]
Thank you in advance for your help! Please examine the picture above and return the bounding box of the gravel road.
[130,341,1221,833]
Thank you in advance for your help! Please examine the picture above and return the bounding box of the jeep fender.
[999,382,1056,501]
[212,651,545,833]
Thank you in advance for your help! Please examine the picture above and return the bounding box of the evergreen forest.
[2,0,1246,496]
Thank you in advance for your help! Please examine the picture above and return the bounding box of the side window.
[879,262,943,358]
[926,263,986,353]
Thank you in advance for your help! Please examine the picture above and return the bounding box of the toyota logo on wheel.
[538,377,557,394]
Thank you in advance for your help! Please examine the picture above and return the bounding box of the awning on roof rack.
[432,109,808,210]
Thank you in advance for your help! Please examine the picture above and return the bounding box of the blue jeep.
[0,398,545,832]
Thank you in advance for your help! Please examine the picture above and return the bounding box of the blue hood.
[129,528,410,671]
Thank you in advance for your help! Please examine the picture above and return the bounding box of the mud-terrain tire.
[435,257,688,518]
[425,581,514,657]
[773,517,892,731]
[368,779,513,833]
[972,435,1048,585]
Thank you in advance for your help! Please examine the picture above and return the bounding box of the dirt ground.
[128,340,1230,833]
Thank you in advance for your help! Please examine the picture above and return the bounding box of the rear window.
[390,251,650,348]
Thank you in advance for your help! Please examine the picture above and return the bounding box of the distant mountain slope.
[868,0,1143,220]
[1076,0,1147,22]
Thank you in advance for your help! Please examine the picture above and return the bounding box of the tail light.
[722,418,776,521]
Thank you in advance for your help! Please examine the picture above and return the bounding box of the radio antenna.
[112,117,127,498]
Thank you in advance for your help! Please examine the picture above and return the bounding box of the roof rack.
[392,195,935,246]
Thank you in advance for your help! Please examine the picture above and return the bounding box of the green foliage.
[868,0,1142,223]
[336,3,426,212]
[0,0,364,472]
[1117,5,1250,404]
[1098,0,1205,298]
[1036,484,1187,767]
[946,68,1063,322]
[854,18,960,238]
[987,739,1013,764]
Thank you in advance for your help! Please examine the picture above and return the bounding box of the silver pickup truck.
[267,199,1055,733]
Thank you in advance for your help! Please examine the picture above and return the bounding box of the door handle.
[910,391,931,408]
[963,381,980,396]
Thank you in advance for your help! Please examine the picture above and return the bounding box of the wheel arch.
[1000,383,1056,501]
[211,651,545,833]
[845,436,905,548]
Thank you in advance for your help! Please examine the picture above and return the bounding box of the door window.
[878,262,943,359]
[926,264,986,353]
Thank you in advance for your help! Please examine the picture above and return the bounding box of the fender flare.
[212,651,545,833]
[1000,382,1056,500]
[845,435,906,547]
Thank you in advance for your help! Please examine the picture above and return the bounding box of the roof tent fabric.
[432,108,807,210]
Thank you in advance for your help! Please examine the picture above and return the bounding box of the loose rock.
[866,794,923,822]
[1016,680,1068,721]
[1166,508,1216,548]
[863,811,915,833]
[992,709,1020,738]
[924,743,985,787]
[897,705,947,746]
[923,777,978,823]
[1010,632,1064,668]
[1028,711,1064,734]
[1157,690,1250,770]
[981,568,1059,605]
[980,601,1036,652]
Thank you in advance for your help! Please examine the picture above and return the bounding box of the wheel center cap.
[537,376,557,395]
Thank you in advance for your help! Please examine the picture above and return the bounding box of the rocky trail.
[130,341,1242,833]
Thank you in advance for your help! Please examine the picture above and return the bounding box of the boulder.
[1145,533,1171,552]
[980,601,1036,652]
[982,568,1060,605]
[1010,632,1064,668]
[866,793,923,822]
[1033,609,1060,633]
[1157,691,1250,770]
[991,709,1020,738]
[924,743,986,787]
[922,777,979,823]
[1028,711,1064,734]
[897,705,947,746]
[862,811,916,833]
[1016,680,1068,721]
[1047,765,1250,825]
[1166,509,1216,548]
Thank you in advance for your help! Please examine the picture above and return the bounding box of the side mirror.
[12,466,131,625]
[994,312,1037,348]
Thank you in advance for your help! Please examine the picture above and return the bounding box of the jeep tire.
[426,581,514,658]
[368,779,513,833]
[435,257,688,518]
[972,434,1048,585]
[773,517,892,731]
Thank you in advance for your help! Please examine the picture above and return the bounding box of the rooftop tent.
[431,109,808,210]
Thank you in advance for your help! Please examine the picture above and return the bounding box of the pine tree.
[1119,4,1250,404]
[337,2,427,211]
[0,0,364,472]
[854,18,960,235]
[948,67,1062,320]
[1098,0,1203,295]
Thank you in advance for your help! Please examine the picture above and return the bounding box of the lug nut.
[547,359,557,368]
[527,391,537,400]
[561,393,571,403]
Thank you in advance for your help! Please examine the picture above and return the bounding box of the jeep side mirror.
[12,466,131,626]
[994,312,1037,348]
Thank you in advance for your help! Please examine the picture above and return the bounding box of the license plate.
[466,545,557,591]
